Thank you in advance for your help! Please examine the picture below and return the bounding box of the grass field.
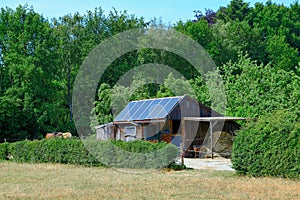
[0,162,299,200]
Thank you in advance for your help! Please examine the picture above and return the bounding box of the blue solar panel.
[127,100,144,120]
[114,97,180,121]
[138,98,165,120]
[114,105,130,121]
[148,98,170,119]
[156,98,178,118]
[131,100,151,120]
[138,100,156,120]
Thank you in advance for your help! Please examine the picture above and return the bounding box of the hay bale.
[213,131,233,156]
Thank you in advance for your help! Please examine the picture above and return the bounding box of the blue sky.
[0,0,297,23]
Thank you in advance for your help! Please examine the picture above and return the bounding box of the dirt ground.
[179,157,234,171]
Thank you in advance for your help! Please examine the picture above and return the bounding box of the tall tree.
[217,0,251,22]
[223,54,300,118]
[90,83,113,129]
[53,13,84,130]
[0,5,62,140]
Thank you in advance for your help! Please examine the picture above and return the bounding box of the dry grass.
[0,161,299,200]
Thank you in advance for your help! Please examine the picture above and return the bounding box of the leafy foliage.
[0,5,147,140]
[232,110,300,179]
[217,0,251,22]
[91,83,113,129]
[0,139,179,168]
[0,1,300,178]
[223,54,300,118]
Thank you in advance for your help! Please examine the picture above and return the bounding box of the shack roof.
[114,96,183,122]
[113,95,223,123]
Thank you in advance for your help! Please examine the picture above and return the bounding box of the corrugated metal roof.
[114,96,182,122]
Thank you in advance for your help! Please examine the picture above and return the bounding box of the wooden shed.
[109,95,245,157]
[95,122,115,141]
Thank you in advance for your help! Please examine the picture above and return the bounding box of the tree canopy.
[1,1,300,141]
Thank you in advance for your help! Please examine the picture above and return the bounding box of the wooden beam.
[181,119,186,164]
[183,117,253,122]
[141,123,144,139]
[169,120,173,134]
[210,120,214,159]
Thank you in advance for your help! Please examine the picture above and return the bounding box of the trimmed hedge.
[1,139,97,166]
[84,139,179,168]
[232,110,300,179]
[0,142,9,160]
[0,138,179,169]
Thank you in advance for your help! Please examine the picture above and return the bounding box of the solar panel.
[156,98,179,118]
[130,100,151,120]
[149,98,171,119]
[138,99,158,120]
[114,97,180,122]
[114,105,130,121]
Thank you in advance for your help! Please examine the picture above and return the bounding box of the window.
[124,126,136,137]
[124,126,137,142]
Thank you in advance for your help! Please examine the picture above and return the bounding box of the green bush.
[0,142,9,160]
[3,138,97,166]
[111,140,169,153]
[84,140,179,168]
[232,110,300,179]
[0,139,179,169]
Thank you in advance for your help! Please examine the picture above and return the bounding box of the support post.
[209,120,214,159]
[181,119,186,165]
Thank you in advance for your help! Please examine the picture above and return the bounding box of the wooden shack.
[95,122,115,141]
[107,95,242,157]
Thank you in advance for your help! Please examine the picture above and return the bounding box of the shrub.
[232,110,300,179]
[84,140,179,168]
[2,138,97,166]
[0,142,9,160]
[167,162,188,171]
[0,139,179,169]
